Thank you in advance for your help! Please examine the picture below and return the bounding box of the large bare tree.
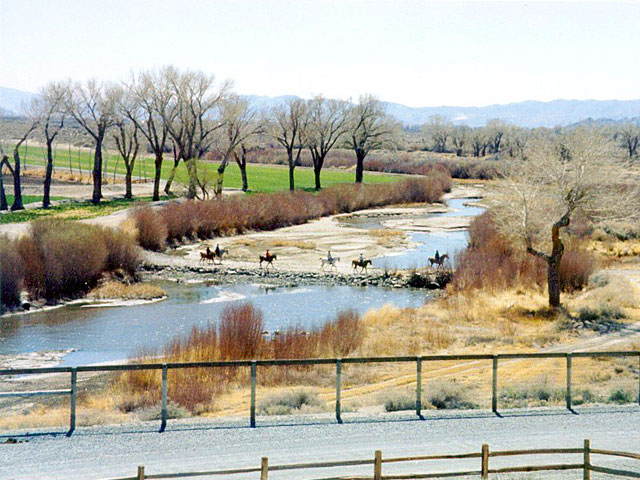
[345,94,399,184]
[31,82,67,208]
[303,96,349,190]
[113,88,140,199]
[160,67,230,198]
[214,95,263,196]
[65,79,118,204]
[270,98,307,190]
[450,125,470,157]
[0,117,39,210]
[490,129,640,308]
[615,123,640,161]
[124,69,170,201]
[423,115,452,153]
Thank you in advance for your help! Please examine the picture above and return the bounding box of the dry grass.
[88,281,166,300]
[368,229,406,247]
[271,239,316,250]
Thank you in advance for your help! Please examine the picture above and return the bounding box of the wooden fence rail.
[0,350,638,435]
[100,439,640,480]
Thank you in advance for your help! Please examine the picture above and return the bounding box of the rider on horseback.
[215,244,221,257]
[359,253,364,263]
[435,250,440,263]
[327,250,333,262]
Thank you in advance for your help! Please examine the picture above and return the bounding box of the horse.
[321,256,340,270]
[212,248,228,265]
[352,258,372,273]
[199,250,215,264]
[259,253,277,269]
[429,253,449,268]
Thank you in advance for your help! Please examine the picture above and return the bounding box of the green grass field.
[16,145,399,193]
[5,194,66,205]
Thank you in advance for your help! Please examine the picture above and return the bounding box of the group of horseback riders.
[201,245,447,271]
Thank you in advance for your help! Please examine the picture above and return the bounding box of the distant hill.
[3,86,640,128]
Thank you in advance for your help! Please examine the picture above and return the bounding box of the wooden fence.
[0,350,638,434]
[103,440,640,480]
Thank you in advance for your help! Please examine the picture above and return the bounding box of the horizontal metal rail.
[0,389,71,397]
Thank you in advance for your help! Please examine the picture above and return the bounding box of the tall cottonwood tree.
[616,123,640,160]
[450,125,470,157]
[66,79,118,204]
[159,67,230,198]
[490,130,640,308]
[345,94,398,184]
[124,69,170,201]
[423,115,452,153]
[303,96,349,190]
[214,95,263,196]
[32,82,67,208]
[0,117,39,210]
[270,98,307,190]
[113,88,140,199]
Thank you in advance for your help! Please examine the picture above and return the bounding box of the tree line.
[0,66,400,210]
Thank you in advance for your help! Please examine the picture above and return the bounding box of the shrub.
[428,383,478,410]
[258,390,322,415]
[578,305,625,323]
[101,228,141,277]
[218,303,264,360]
[133,206,167,251]
[0,235,24,310]
[608,388,633,404]
[383,392,416,412]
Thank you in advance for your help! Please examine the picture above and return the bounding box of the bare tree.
[615,123,640,161]
[490,129,640,308]
[345,94,399,183]
[505,126,530,160]
[423,115,452,153]
[270,98,307,190]
[302,96,349,190]
[113,88,140,199]
[450,125,471,157]
[486,119,508,155]
[160,67,230,198]
[0,117,39,210]
[214,95,263,196]
[65,79,118,204]
[30,82,67,208]
[124,69,170,201]
[470,127,488,157]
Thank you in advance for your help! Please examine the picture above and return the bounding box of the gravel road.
[2,406,639,479]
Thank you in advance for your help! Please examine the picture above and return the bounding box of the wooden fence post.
[160,364,168,432]
[481,444,489,479]
[250,361,257,428]
[336,359,342,424]
[492,356,498,414]
[566,354,572,410]
[137,465,145,480]
[583,439,591,480]
[374,450,382,480]
[69,368,77,435]
[260,456,268,480]
[416,356,422,417]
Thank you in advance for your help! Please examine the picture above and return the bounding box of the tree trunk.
[125,165,133,199]
[164,157,180,196]
[239,164,248,191]
[355,149,366,184]
[547,258,561,308]
[185,158,197,199]
[43,140,54,208]
[314,167,322,190]
[10,149,23,211]
[287,149,295,191]
[0,159,7,211]
[92,139,103,204]
[153,151,163,201]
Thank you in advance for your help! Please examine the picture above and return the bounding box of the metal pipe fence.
[0,350,638,435]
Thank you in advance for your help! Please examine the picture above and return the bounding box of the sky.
[1,0,639,107]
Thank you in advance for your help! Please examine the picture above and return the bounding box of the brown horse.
[352,259,372,273]
[429,253,449,268]
[199,249,215,264]
[259,253,277,269]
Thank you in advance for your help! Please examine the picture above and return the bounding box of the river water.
[0,198,483,367]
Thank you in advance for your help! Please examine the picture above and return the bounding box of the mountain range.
[3,86,640,128]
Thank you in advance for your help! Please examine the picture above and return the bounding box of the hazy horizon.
[2,1,639,108]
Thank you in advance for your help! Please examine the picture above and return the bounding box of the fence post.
[260,456,268,480]
[416,356,422,417]
[491,355,498,414]
[583,439,591,480]
[250,361,257,428]
[68,368,77,435]
[160,364,168,432]
[137,465,145,480]
[637,354,640,406]
[336,359,342,424]
[481,444,489,479]
[374,450,382,480]
[566,354,572,410]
